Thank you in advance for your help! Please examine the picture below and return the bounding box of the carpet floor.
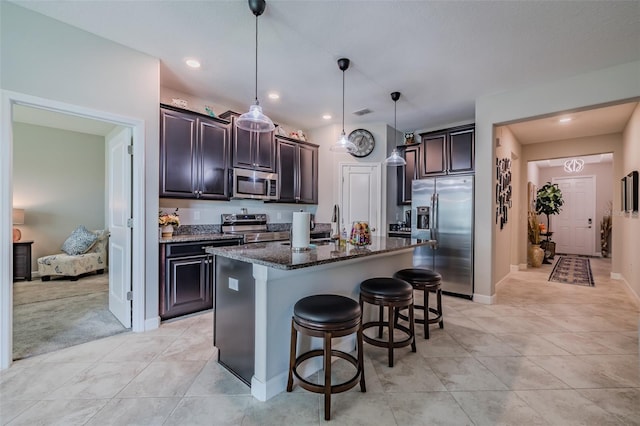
[548,256,595,287]
[13,274,129,360]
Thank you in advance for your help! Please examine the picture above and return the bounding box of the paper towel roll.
[291,212,310,249]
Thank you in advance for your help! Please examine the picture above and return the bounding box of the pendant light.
[384,91,406,166]
[330,58,357,153]
[236,0,275,133]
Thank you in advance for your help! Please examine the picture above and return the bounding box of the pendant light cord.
[394,100,397,145]
[254,14,259,104]
[342,69,345,133]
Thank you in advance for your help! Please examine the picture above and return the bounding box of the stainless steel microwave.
[232,168,279,200]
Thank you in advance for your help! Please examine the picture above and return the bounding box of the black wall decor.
[496,157,512,229]
[625,170,639,213]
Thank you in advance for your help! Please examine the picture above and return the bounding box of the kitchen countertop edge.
[205,237,434,271]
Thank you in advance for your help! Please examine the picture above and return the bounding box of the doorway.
[552,176,597,256]
[1,91,146,369]
[339,163,382,236]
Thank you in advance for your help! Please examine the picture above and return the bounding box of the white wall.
[621,103,640,296]
[475,60,640,301]
[13,123,106,271]
[308,122,391,231]
[494,126,522,280]
[1,3,160,320]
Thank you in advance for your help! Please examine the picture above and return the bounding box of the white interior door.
[107,127,132,328]
[339,163,381,236]
[552,176,596,256]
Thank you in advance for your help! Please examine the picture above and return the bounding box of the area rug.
[548,256,595,287]
[13,275,129,360]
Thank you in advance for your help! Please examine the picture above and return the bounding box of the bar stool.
[359,277,416,367]
[393,268,443,339]
[286,294,366,421]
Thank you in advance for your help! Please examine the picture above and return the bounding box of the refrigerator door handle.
[431,193,438,242]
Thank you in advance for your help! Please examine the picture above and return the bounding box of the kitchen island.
[206,237,432,401]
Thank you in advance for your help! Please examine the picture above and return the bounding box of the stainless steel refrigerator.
[411,176,474,299]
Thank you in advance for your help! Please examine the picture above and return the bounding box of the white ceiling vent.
[352,108,373,116]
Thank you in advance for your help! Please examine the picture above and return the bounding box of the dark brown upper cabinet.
[419,124,474,177]
[276,136,318,204]
[160,106,230,200]
[397,144,420,205]
[220,111,275,172]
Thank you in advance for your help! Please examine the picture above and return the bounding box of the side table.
[13,240,33,281]
[540,239,556,264]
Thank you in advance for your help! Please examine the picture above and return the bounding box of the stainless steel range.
[221,213,289,243]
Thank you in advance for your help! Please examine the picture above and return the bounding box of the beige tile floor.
[1,257,639,425]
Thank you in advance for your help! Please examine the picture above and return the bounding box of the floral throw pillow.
[61,226,98,255]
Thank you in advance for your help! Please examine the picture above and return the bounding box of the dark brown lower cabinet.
[160,239,241,320]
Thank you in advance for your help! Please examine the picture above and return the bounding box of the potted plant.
[535,182,564,240]
[159,208,180,238]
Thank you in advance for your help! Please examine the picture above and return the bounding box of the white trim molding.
[1,90,146,370]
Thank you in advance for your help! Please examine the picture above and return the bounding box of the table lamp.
[12,208,25,242]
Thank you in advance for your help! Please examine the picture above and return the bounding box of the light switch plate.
[228,277,239,291]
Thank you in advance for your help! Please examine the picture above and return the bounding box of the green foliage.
[535,183,564,217]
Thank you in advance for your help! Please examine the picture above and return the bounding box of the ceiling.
[11,0,640,135]
[506,101,639,145]
[13,105,117,136]
[531,153,613,169]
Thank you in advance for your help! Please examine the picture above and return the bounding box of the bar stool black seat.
[393,268,443,339]
[286,294,366,421]
[359,277,416,367]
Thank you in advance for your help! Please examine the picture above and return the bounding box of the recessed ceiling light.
[322,114,332,120]
[559,117,572,123]
[185,59,201,69]
[268,92,280,100]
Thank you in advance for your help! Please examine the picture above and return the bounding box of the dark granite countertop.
[159,233,243,244]
[205,237,434,270]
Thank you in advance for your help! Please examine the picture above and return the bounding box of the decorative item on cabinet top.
[404,132,416,145]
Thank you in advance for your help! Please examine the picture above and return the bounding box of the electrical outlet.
[229,277,239,291]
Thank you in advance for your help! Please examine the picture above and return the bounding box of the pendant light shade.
[330,58,357,153]
[237,0,275,133]
[385,91,406,166]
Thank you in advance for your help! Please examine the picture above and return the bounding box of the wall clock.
[348,129,375,158]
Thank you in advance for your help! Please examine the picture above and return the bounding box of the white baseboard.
[144,316,160,331]
[251,338,355,401]
[251,371,288,402]
[473,293,495,305]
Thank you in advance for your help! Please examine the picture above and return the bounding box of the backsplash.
[159,199,320,226]
[173,223,331,236]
